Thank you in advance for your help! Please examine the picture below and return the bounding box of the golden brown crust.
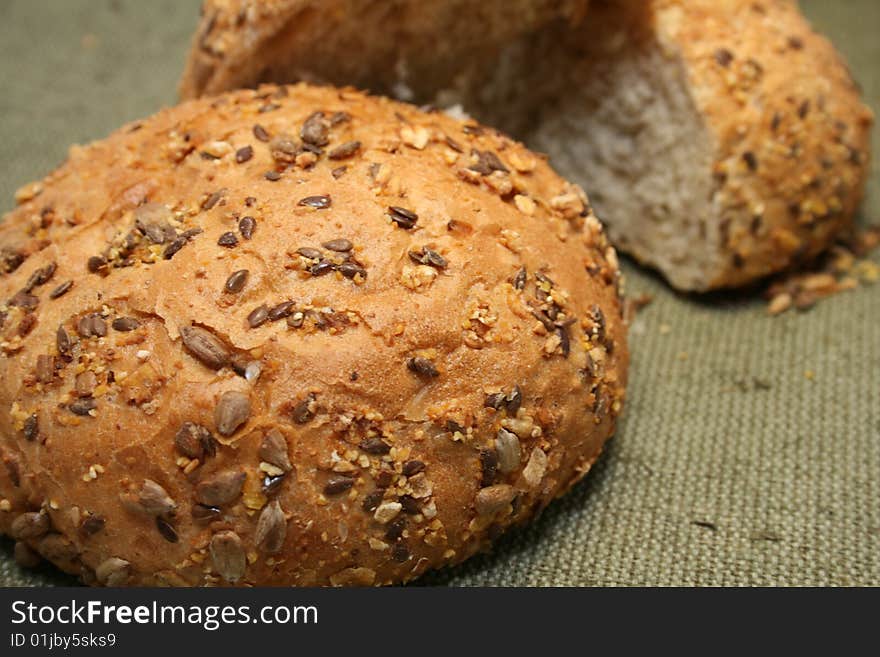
[652,0,873,288]
[0,84,627,586]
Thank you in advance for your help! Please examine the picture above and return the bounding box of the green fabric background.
[0,0,877,587]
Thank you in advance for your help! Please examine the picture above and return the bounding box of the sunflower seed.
[112,316,140,332]
[17,313,37,337]
[137,479,176,516]
[210,530,246,582]
[11,511,50,540]
[9,291,38,309]
[253,124,270,142]
[25,262,56,291]
[214,391,251,437]
[56,325,71,355]
[475,484,516,515]
[259,429,291,472]
[49,280,73,299]
[76,314,106,339]
[328,140,361,160]
[303,258,332,277]
[255,500,287,554]
[175,422,216,459]
[268,300,295,321]
[408,246,447,269]
[338,261,366,279]
[247,304,269,328]
[161,237,185,259]
[406,357,438,378]
[196,469,246,506]
[494,428,522,474]
[322,238,352,252]
[264,171,281,181]
[469,149,508,175]
[324,475,354,496]
[224,269,249,293]
[301,111,329,146]
[138,220,170,245]
[296,247,323,260]
[181,325,230,370]
[96,557,131,586]
[35,354,55,383]
[201,190,225,211]
[388,206,418,229]
[298,195,331,209]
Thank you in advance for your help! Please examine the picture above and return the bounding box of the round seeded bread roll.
[180,0,873,291]
[0,84,627,586]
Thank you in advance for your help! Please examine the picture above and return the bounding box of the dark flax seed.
[224,270,249,293]
[247,304,269,328]
[49,280,73,299]
[298,195,331,209]
[235,145,254,163]
[388,206,418,229]
[323,475,354,496]
[218,232,239,248]
[238,216,256,240]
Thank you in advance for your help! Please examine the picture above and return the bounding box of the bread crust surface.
[0,84,626,586]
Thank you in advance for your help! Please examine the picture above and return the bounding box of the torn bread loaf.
[0,84,626,586]
[180,0,873,291]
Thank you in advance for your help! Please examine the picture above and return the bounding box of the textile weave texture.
[0,0,877,587]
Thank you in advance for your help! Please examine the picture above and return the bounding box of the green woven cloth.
[1,0,877,587]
